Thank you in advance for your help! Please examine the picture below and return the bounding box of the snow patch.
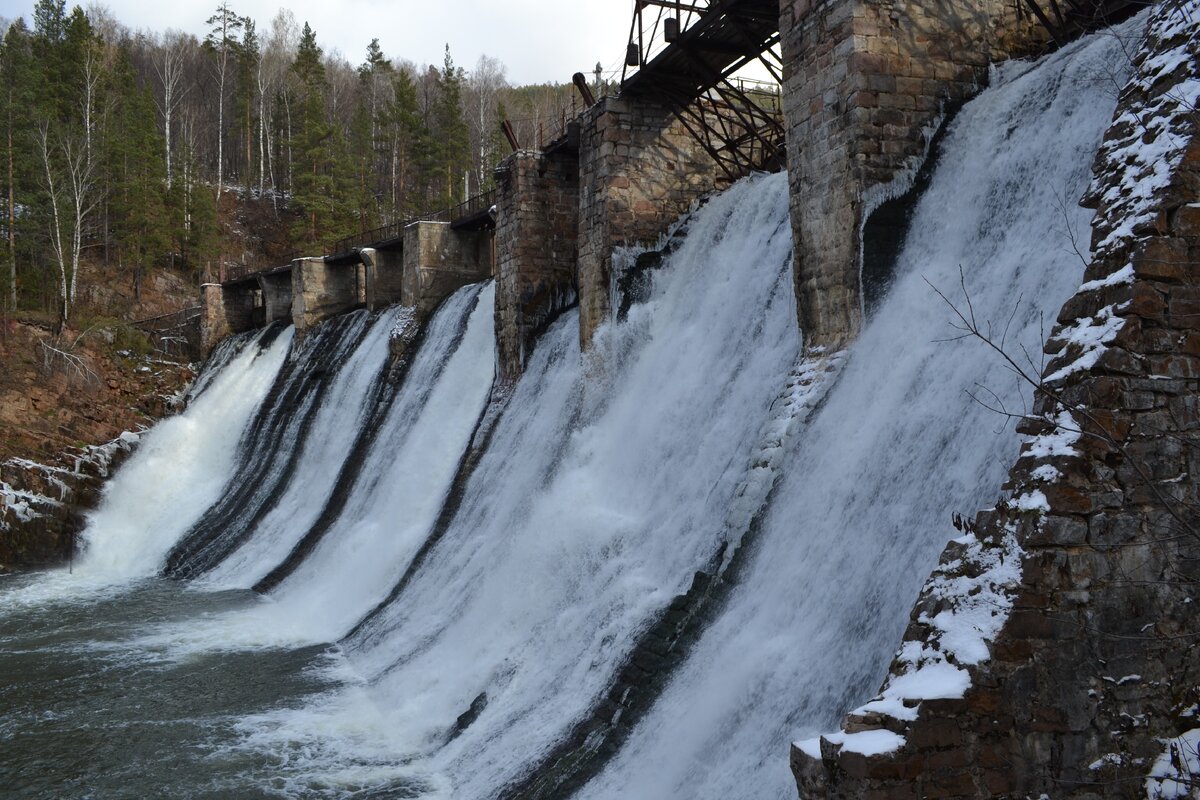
[1023,409,1082,460]
[795,729,908,760]
[1146,728,1200,799]
[1045,303,1127,383]
[719,350,848,573]
[1030,464,1063,483]
[915,528,1025,667]
[1012,490,1050,513]
[1089,0,1200,257]
[1078,263,1136,292]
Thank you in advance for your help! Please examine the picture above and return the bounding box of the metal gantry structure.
[620,0,785,180]
[1019,0,1148,45]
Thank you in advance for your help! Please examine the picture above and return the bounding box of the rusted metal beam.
[502,119,521,152]
[572,72,597,107]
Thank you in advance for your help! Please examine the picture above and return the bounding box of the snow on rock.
[916,528,1026,668]
[1086,0,1200,257]
[1021,408,1083,460]
[795,729,907,760]
[0,431,143,536]
[1146,728,1200,800]
[1045,302,1129,383]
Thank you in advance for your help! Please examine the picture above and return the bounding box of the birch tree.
[152,31,188,189]
[203,3,242,203]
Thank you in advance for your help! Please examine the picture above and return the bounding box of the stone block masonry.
[200,282,258,356]
[494,148,580,385]
[401,222,494,321]
[781,0,1044,349]
[290,257,363,333]
[793,5,1200,795]
[576,96,722,349]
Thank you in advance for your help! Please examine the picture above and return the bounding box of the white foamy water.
[74,328,293,584]
[333,174,802,798]
[577,21,1137,800]
[201,306,407,588]
[132,283,497,654]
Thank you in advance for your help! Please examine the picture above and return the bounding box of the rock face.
[780,0,1044,349]
[0,435,139,570]
[793,3,1200,796]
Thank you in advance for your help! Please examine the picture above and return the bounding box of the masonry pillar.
[256,271,293,324]
[290,257,362,332]
[200,282,258,356]
[576,96,721,350]
[780,0,1043,349]
[402,221,495,320]
[494,149,580,385]
[360,247,405,312]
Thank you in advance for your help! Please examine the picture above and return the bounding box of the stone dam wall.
[793,4,1200,795]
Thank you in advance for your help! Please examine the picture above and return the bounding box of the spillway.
[574,21,1135,799]
[0,15,1146,800]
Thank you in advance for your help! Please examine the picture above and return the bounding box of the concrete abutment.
[257,271,293,325]
[291,257,363,333]
[200,282,258,357]
[402,222,494,321]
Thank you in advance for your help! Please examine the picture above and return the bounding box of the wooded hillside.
[0,1,601,326]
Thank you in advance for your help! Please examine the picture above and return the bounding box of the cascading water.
[573,22,1136,800]
[74,325,294,584]
[319,174,803,799]
[0,16,1145,800]
[240,282,497,642]
[165,310,374,578]
[131,282,498,654]
[197,305,408,589]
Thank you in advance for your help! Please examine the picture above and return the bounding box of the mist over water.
[0,19,1140,800]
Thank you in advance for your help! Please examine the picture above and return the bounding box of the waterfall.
[0,14,1149,800]
[76,326,293,583]
[196,305,407,589]
[574,21,1136,800]
[326,174,803,799]
[164,311,375,579]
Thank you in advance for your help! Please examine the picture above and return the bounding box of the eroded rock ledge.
[793,2,1200,796]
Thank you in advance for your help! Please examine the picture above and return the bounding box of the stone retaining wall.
[576,96,721,349]
[793,4,1200,795]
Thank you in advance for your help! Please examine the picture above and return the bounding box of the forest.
[0,1,597,324]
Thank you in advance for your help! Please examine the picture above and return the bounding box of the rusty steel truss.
[621,0,785,180]
[1018,0,1148,45]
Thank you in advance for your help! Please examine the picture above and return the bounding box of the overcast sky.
[0,0,637,85]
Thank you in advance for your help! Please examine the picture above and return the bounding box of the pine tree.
[431,45,470,205]
[0,20,35,311]
[106,50,169,295]
[289,22,335,247]
[390,67,427,219]
[235,17,259,188]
